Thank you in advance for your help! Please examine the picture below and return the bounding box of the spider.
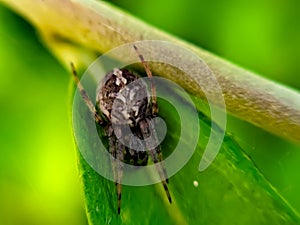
[71,45,172,214]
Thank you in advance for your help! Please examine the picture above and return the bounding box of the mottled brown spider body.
[97,68,150,166]
[71,45,171,215]
[97,68,149,126]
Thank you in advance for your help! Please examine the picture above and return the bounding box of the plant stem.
[2,0,300,144]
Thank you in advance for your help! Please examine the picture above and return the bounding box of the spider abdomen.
[97,68,149,126]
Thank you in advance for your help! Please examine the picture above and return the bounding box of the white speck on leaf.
[193,180,199,187]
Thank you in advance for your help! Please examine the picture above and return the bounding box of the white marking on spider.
[132,106,139,116]
[114,68,127,86]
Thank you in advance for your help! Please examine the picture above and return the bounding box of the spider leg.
[153,145,169,183]
[139,118,172,203]
[107,126,124,214]
[149,147,171,203]
[70,63,104,126]
[133,45,158,115]
[115,141,124,215]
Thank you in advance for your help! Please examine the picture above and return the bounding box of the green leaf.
[73,82,300,225]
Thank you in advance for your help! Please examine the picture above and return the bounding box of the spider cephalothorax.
[71,45,171,215]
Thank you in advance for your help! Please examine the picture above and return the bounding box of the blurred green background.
[0,0,299,224]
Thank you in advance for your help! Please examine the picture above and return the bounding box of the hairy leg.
[139,118,172,203]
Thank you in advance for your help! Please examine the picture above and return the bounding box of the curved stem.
[2,0,300,144]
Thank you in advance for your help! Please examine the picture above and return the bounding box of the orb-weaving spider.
[71,45,171,214]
